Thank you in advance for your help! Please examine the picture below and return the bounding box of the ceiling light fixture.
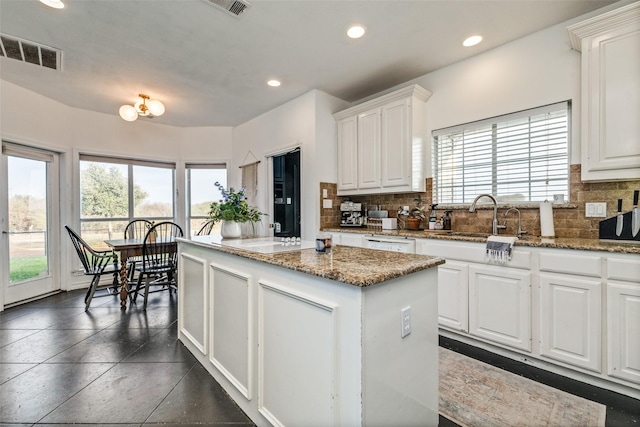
[119,94,165,122]
[267,79,281,87]
[347,25,366,39]
[463,35,483,47]
[39,0,65,9]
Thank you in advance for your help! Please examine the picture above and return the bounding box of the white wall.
[354,21,583,177]
[231,89,348,240]
[1,80,233,291]
[352,1,633,177]
[1,80,233,161]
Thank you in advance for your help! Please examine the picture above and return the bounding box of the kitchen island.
[177,235,444,427]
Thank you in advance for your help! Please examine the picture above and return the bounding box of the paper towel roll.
[540,201,555,238]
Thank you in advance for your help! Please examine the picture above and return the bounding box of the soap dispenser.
[443,210,452,230]
[428,204,438,230]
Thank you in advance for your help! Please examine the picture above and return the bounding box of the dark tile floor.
[0,289,255,426]
[3,289,637,426]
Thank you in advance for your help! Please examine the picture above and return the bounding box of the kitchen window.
[432,101,569,204]
[186,162,227,236]
[79,155,175,249]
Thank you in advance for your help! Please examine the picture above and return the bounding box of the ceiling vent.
[201,0,251,17]
[0,34,61,70]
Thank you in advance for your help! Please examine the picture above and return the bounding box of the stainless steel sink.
[444,232,534,241]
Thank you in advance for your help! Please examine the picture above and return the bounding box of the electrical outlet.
[585,202,607,217]
[401,306,411,338]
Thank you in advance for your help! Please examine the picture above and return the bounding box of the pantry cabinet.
[568,2,640,181]
[334,84,431,196]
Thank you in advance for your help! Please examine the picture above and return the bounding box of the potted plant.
[208,182,265,238]
[406,196,425,230]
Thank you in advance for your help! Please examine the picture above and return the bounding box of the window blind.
[432,101,569,204]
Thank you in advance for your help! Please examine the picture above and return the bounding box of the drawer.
[607,258,640,283]
[417,239,531,269]
[539,251,602,277]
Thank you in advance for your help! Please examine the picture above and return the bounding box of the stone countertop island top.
[321,227,640,255]
[179,235,445,287]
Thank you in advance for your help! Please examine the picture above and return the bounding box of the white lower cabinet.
[607,282,640,385]
[539,273,601,372]
[468,264,531,352]
[329,231,363,248]
[437,260,469,332]
[417,236,640,396]
[606,257,640,385]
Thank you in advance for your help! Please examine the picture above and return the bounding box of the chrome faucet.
[469,194,506,235]
[504,207,527,237]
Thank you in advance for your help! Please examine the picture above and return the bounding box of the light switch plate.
[322,188,328,198]
[585,202,607,217]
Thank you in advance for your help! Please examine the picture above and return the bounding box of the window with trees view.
[79,155,175,249]
[187,163,227,236]
[432,102,569,204]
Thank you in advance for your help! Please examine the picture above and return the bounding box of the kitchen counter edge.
[322,227,640,254]
[178,236,445,287]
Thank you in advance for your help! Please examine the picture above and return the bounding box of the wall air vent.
[201,0,251,17]
[0,34,61,70]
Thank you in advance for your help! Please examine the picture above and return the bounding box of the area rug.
[439,347,607,427]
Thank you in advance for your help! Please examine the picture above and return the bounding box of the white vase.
[221,220,242,239]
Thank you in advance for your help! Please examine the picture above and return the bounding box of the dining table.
[104,238,145,308]
[104,236,180,308]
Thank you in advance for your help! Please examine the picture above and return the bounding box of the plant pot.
[221,220,242,239]
[406,217,422,230]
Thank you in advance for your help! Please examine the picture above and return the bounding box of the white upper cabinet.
[337,116,358,191]
[568,3,640,181]
[357,108,382,189]
[334,84,431,195]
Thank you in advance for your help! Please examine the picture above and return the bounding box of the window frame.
[78,154,177,244]
[432,101,570,205]
[185,162,227,236]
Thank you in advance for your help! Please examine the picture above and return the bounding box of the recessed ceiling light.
[39,0,65,9]
[347,25,366,39]
[267,79,281,87]
[463,35,483,47]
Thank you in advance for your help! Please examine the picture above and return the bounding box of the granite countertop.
[180,236,445,287]
[322,227,640,255]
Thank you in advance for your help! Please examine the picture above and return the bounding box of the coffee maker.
[340,202,365,227]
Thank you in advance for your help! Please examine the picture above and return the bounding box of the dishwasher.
[362,235,416,253]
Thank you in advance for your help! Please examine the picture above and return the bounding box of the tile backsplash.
[320,165,640,239]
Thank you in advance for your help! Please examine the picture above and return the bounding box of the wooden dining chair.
[131,221,184,309]
[65,225,121,311]
[124,219,153,239]
[195,219,216,236]
[123,219,152,282]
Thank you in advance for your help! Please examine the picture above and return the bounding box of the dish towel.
[485,236,518,264]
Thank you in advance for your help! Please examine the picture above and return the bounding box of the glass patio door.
[1,142,60,307]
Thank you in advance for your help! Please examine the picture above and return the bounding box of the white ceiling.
[0,0,615,127]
